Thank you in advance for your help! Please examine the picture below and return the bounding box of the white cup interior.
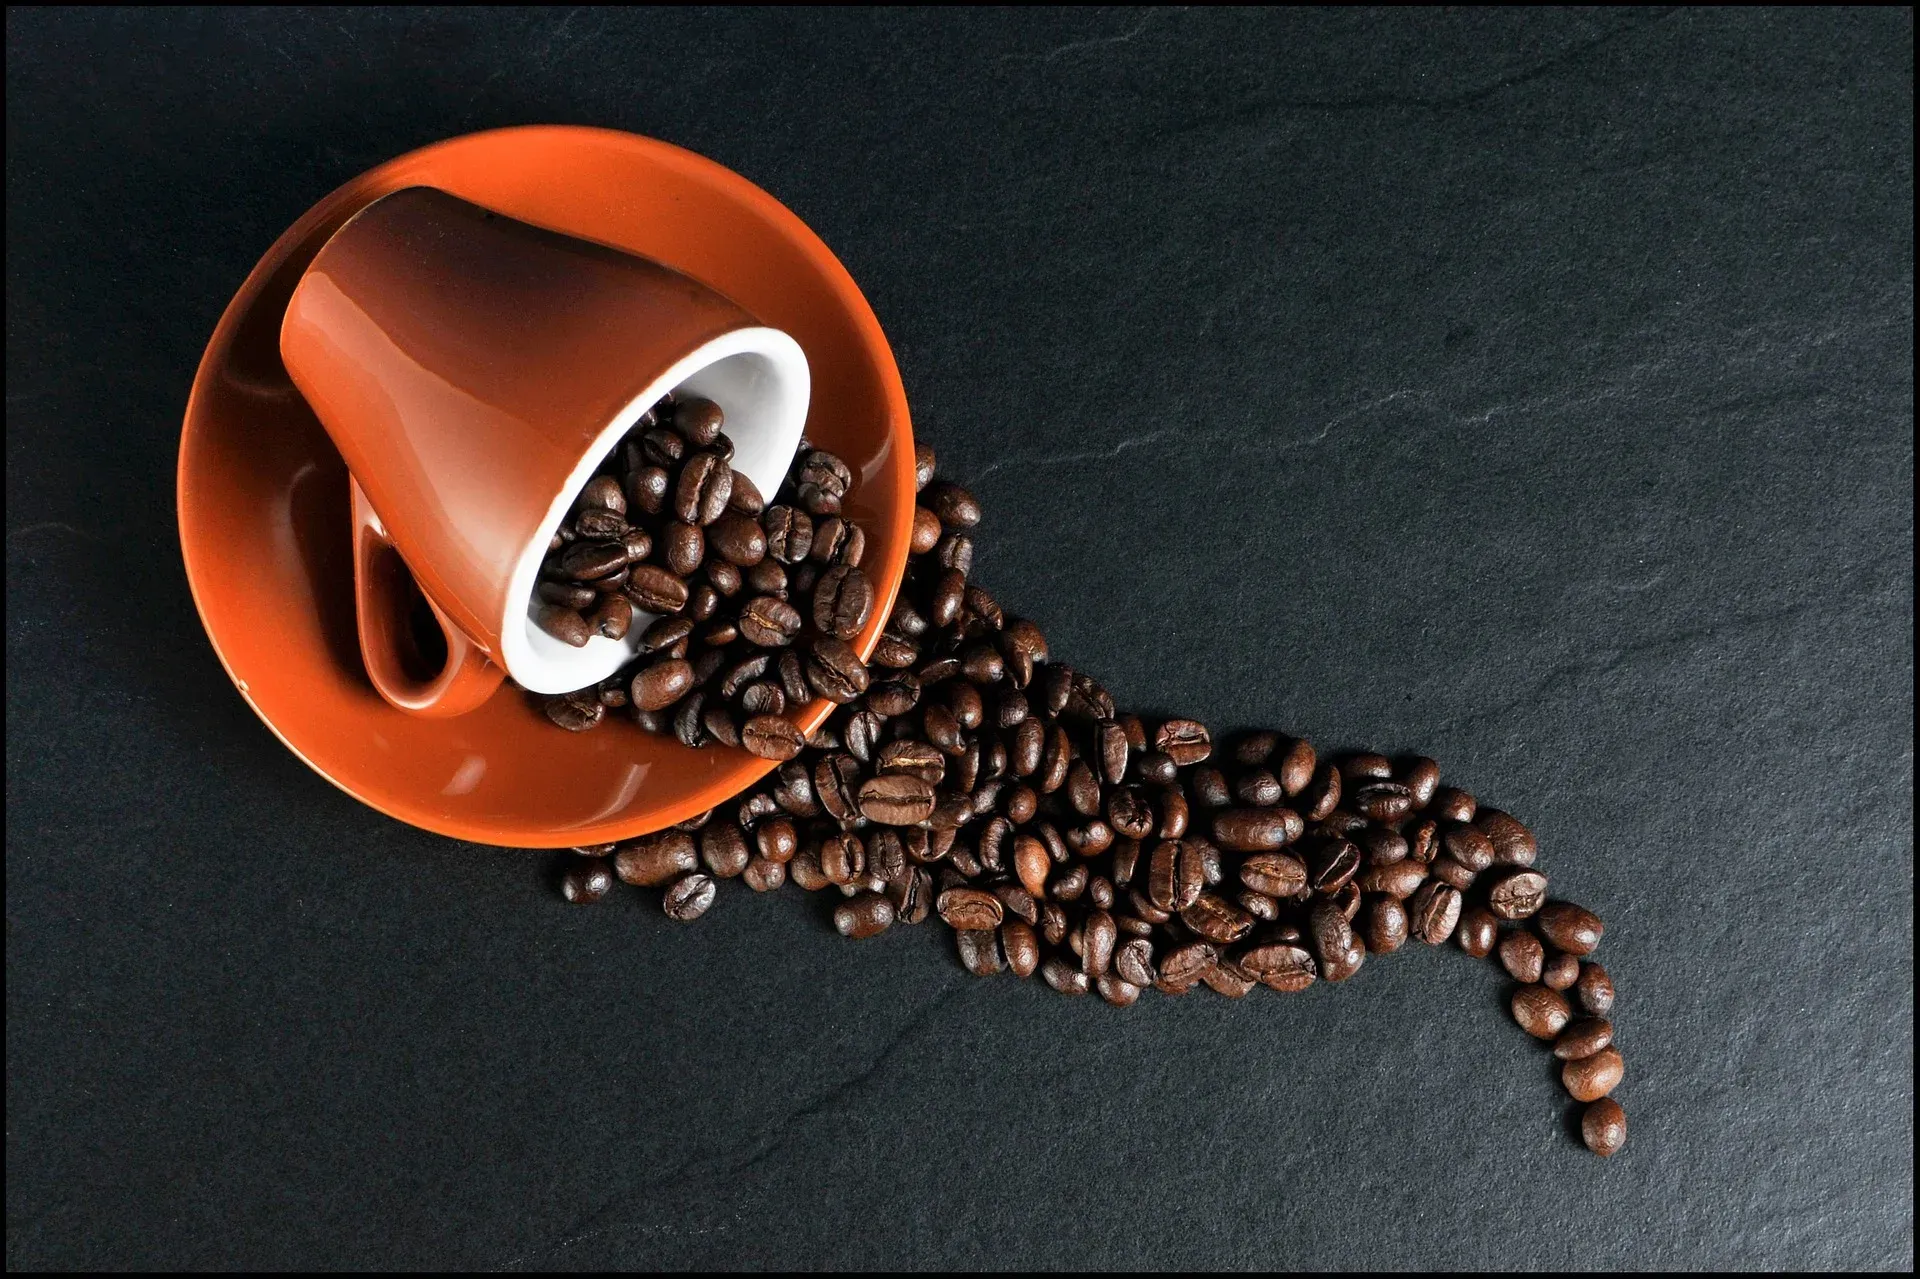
[496,326,810,695]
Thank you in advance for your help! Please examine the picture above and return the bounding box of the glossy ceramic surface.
[179,127,914,846]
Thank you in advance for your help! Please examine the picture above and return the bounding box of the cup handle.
[350,477,506,717]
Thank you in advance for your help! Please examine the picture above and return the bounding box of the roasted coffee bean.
[624,564,690,614]
[858,774,937,825]
[1195,767,1237,811]
[1213,808,1300,852]
[1240,852,1308,897]
[1341,753,1393,782]
[1511,984,1573,1039]
[922,480,981,528]
[1429,786,1477,823]
[1158,941,1218,987]
[1199,960,1257,998]
[1041,957,1090,995]
[812,564,874,639]
[544,690,604,730]
[1441,822,1496,873]
[804,637,870,704]
[740,680,787,717]
[819,831,866,885]
[909,506,943,554]
[1356,826,1409,867]
[1133,751,1178,787]
[1350,780,1415,824]
[1155,787,1190,839]
[1114,937,1156,987]
[1537,902,1604,955]
[685,583,719,621]
[741,714,805,760]
[1064,759,1102,817]
[1430,856,1478,891]
[1299,763,1341,821]
[1408,880,1463,944]
[588,594,634,640]
[704,512,764,567]
[739,595,803,647]
[1575,962,1616,1015]
[538,606,593,648]
[1233,732,1279,767]
[631,658,694,711]
[561,540,629,581]
[789,850,830,892]
[1095,719,1129,786]
[662,872,717,921]
[1080,910,1118,977]
[726,471,764,517]
[673,396,725,446]
[1234,769,1285,807]
[1582,1098,1628,1157]
[1406,818,1439,865]
[1105,788,1154,841]
[836,892,896,939]
[638,615,694,655]
[1308,900,1361,979]
[1396,756,1441,808]
[626,464,670,516]
[1240,942,1318,992]
[744,557,787,596]
[1362,895,1410,953]
[1498,930,1546,984]
[946,682,984,731]
[560,855,614,903]
[1306,838,1362,894]
[1553,1017,1615,1061]
[1181,893,1254,945]
[936,887,1003,931]
[1486,868,1550,920]
[540,579,598,609]
[1542,951,1581,990]
[615,832,699,886]
[1562,1048,1625,1102]
[700,822,753,878]
[1154,719,1211,766]
[1474,809,1539,866]
[1096,974,1142,1006]
[1455,904,1499,957]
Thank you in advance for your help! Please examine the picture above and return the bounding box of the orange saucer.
[178,127,914,848]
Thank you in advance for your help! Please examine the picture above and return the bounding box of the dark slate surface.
[6,8,1912,1271]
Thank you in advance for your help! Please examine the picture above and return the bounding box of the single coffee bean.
[1406,818,1439,864]
[1537,901,1605,955]
[674,451,733,526]
[1474,809,1539,866]
[540,579,598,608]
[700,823,752,878]
[1234,770,1285,807]
[1273,738,1315,795]
[859,774,937,825]
[1498,930,1546,984]
[544,691,604,730]
[999,921,1040,977]
[1455,904,1499,957]
[1430,855,1479,890]
[637,615,693,654]
[1299,763,1341,821]
[1341,752,1393,781]
[1081,910,1118,976]
[912,442,937,490]
[1356,826,1409,867]
[1308,900,1362,981]
[708,512,767,566]
[1582,1098,1628,1157]
[739,595,803,647]
[1180,892,1255,945]
[1562,1047,1625,1101]
[1358,858,1427,898]
[1511,984,1573,1039]
[1212,808,1299,852]
[1397,756,1441,808]
[1200,960,1257,998]
[631,658,694,711]
[1042,957,1090,996]
[624,564,689,614]
[1238,852,1306,898]
[538,605,593,648]
[559,855,614,903]
[1350,780,1415,824]
[685,583,719,621]
[789,851,830,892]
[813,564,874,639]
[937,887,1004,930]
[1097,974,1143,1007]
[1158,941,1218,987]
[1065,759,1102,817]
[1407,880,1463,944]
[1362,895,1410,953]
[1232,731,1279,766]
[561,540,629,581]
[674,396,725,445]
[1486,868,1550,920]
[818,830,866,885]
[663,872,717,921]
[1156,786,1191,838]
[589,593,634,640]
[1442,822,1497,872]
[626,464,670,517]
[836,892,896,939]
[1113,937,1156,987]
[1306,838,1362,894]
[726,471,764,517]
[1553,1017,1615,1061]
[1190,766,1231,809]
[1239,941,1318,992]
[1575,962,1616,1015]
[923,480,981,528]
[910,506,942,554]
[614,832,699,886]
[1542,951,1581,990]
[1429,786,1477,823]
[741,714,805,760]
[740,853,786,893]
[1154,718,1212,766]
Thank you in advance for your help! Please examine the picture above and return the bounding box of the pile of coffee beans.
[542,413,1628,1158]
[533,392,873,754]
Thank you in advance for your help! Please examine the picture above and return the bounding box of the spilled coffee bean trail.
[538,395,1627,1158]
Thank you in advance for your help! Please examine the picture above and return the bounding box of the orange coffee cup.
[279,186,810,716]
